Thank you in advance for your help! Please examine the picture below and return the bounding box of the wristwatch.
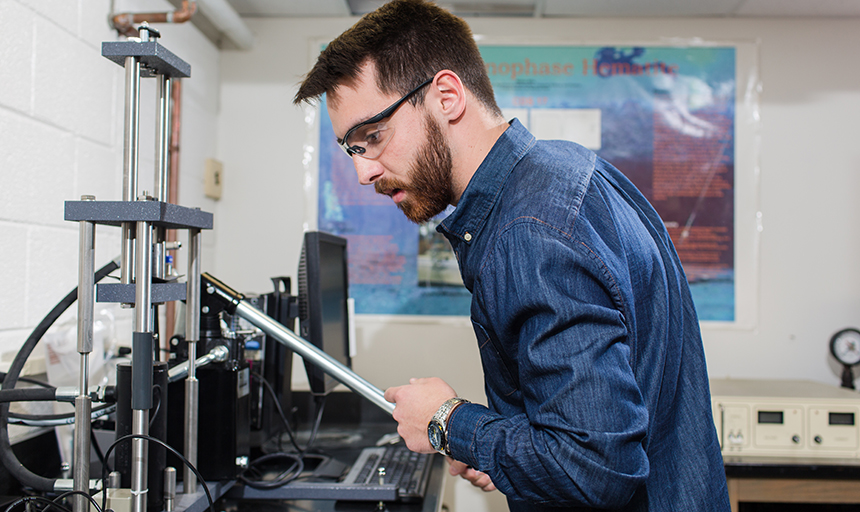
[428,397,469,456]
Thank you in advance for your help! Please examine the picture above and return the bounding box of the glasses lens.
[345,122,393,159]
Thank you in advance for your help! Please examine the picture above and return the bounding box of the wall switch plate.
[205,158,223,200]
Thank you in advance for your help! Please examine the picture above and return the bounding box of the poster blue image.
[316,45,736,321]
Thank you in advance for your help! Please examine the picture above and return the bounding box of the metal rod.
[73,395,91,512]
[73,203,95,512]
[121,56,140,285]
[131,209,153,512]
[186,229,201,347]
[156,74,171,203]
[131,409,149,512]
[164,467,176,512]
[135,215,152,331]
[226,295,394,415]
[183,379,198,494]
[183,228,201,493]
[154,75,172,281]
[76,201,95,355]
[167,346,229,383]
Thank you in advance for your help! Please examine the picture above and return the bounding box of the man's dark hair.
[293,0,501,116]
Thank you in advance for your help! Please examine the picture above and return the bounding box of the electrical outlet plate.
[205,158,223,200]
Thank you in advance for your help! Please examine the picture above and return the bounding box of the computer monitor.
[297,231,352,396]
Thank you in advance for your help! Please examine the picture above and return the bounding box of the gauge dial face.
[831,328,860,366]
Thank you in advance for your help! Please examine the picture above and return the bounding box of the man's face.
[328,67,454,224]
[373,113,453,224]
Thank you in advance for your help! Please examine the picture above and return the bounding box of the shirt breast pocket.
[471,321,519,398]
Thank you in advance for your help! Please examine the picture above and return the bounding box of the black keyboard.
[339,444,433,501]
[232,444,434,502]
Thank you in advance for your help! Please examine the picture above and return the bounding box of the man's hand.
[383,377,457,453]
[448,458,497,492]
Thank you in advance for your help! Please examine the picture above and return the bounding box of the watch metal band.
[431,397,469,456]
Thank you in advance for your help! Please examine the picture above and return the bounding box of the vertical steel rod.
[131,410,150,512]
[154,74,172,280]
[131,215,153,512]
[73,201,95,512]
[121,56,140,285]
[135,216,152,332]
[155,74,171,204]
[183,228,201,493]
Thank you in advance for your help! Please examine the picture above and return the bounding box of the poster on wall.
[311,44,753,323]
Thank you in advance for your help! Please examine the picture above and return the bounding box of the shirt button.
[464,233,472,242]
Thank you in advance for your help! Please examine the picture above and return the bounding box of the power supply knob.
[814,436,823,444]
[791,435,801,444]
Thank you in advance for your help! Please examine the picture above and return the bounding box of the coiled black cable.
[0,259,119,491]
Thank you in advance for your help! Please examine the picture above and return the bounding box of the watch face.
[428,421,445,452]
[832,328,860,366]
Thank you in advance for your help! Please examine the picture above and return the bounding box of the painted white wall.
[217,14,860,386]
[0,0,221,374]
[214,15,860,511]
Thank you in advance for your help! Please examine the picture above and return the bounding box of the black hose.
[0,375,54,389]
[0,259,119,491]
[0,388,55,404]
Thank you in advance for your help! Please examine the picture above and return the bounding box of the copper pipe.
[164,79,183,347]
[111,1,197,38]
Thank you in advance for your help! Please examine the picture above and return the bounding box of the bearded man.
[294,1,730,510]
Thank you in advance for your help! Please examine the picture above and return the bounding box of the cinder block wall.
[0,0,221,376]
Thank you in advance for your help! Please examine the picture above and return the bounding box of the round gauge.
[830,328,860,366]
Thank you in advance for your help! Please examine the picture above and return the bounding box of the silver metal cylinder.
[186,229,201,346]
[183,228,201,493]
[164,467,176,512]
[77,200,95,355]
[183,378,198,494]
[74,205,95,512]
[73,395,91,512]
[135,216,152,332]
[78,354,89,405]
[154,74,172,281]
[121,56,140,285]
[131,202,153,512]
[131,409,149,512]
[154,235,165,281]
[108,471,122,489]
[230,298,395,415]
[155,74,171,203]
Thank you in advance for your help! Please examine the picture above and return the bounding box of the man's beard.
[374,114,454,224]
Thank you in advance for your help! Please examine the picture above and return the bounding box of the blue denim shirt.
[437,120,730,511]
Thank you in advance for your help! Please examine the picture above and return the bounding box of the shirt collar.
[438,118,535,244]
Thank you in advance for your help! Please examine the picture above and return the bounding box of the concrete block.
[95,224,122,266]
[0,222,29,330]
[0,1,35,113]
[17,0,78,34]
[79,0,115,50]
[33,16,116,144]
[75,136,121,202]
[0,329,31,373]
[26,226,77,326]
[0,110,75,226]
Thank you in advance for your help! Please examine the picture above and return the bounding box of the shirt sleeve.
[445,220,650,509]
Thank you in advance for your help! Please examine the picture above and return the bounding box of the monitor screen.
[297,231,351,395]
